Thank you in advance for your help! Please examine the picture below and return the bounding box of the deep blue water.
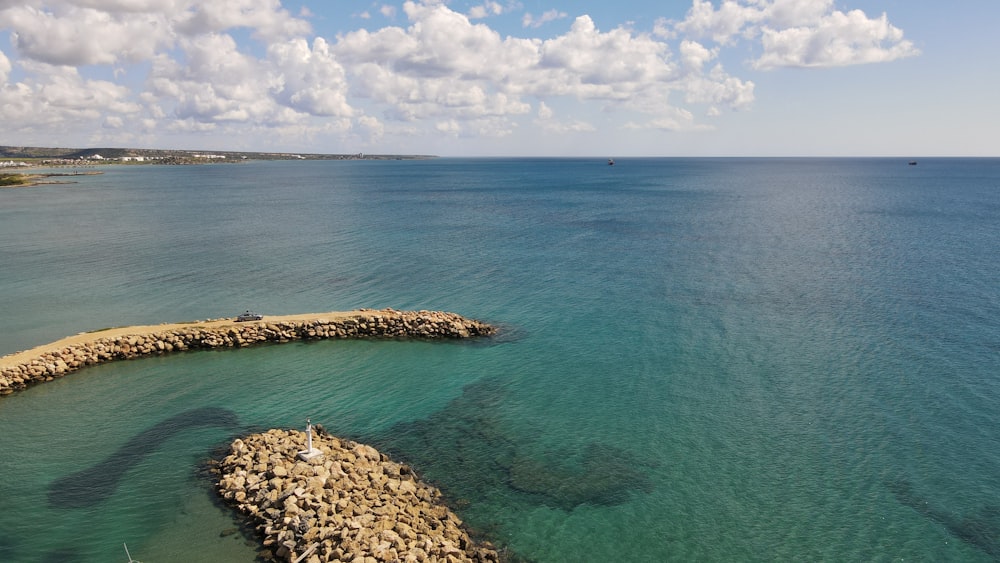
[1,158,999,561]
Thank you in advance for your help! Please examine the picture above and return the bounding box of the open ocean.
[1,157,999,562]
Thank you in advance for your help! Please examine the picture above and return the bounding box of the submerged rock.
[48,406,240,509]
[377,377,657,514]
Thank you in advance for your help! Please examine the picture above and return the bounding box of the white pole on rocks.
[305,418,313,452]
[298,417,322,462]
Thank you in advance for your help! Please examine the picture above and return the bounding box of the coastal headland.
[0,309,495,396]
[0,170,104,187]
[215,428,499,562]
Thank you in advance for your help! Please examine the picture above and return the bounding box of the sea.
[1,157,999,562]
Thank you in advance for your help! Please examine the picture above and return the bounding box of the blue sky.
[1,1,996,156]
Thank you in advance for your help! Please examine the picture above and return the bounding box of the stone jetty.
[215,428,499,562]
[0,309,495,397]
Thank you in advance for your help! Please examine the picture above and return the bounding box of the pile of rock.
[0,309,495,396]
[216,428,499,562]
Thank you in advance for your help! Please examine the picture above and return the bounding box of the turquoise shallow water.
[2,158,1000,561]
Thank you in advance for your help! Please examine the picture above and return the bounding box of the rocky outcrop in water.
[215,428,499,563]
[0,309,494,396]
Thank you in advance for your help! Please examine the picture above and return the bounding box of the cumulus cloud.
[268,37,353,117]
[673,0,764,44]
[173,0,310,40]
[0,49,10,83]
[150,33,272,123]
[356,114,384,141]
[537,16,676,98]
[0,0,309,66]
[523,9,568,29]
[468,2,504,20]
[0,60,140,129]
[0,0,919,148]
[331,3,753,137]
[535,104,598,134]
[1,4,174,65]
[673,0,918,68]
[753,9,919,69]
[679,40,717,70]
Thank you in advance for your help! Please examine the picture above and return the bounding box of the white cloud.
[671,0,918,69]
[468,2,503,20]
[168,117,217,132]
[0,0,920,150]
[522,9,567,29]
[268,37,353,117]
[173,0,310,40]
[753,9,919,69]
[624,106,707,132]
[467,116,516,137]
[673,0,763,44]
[536,16,682,100]
[537,116,597,134]
[1,4,174,65]
[151,33,270,123]
[0,1,311,67]
[331,4,753,135]
[0,49,10,83]
[682,63,755,108]
[679,39,717,70]
[356,114,384,141]
[0,60,140,130]
[435,119,460,134]
[767,0,834,27]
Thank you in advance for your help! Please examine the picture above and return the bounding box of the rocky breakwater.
[0,309,495,396]
[216,428,499,562]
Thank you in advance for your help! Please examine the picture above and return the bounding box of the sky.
[0,1,997,157]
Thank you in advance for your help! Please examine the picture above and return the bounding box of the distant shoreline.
[1,145,437,185]
[1,144,437,165]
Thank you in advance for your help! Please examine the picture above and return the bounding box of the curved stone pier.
[0,309,495,396]
[215,428,499,562]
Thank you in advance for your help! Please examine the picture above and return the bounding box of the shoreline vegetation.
[0,308,495,396]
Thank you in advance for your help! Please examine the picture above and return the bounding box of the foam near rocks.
[215,428,499,563]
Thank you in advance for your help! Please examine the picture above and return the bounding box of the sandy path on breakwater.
[0,310,377,370]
